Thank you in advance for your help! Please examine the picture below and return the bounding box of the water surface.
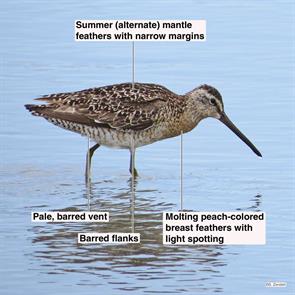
[1,0,294,294]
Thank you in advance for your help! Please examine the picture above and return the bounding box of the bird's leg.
[85,143,100,182]
[129,149,138,177]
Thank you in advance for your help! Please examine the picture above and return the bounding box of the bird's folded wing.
[28,83,176,131]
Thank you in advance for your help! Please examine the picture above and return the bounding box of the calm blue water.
[1,0,294,294]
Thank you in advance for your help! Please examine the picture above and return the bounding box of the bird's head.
[187,84,262,157]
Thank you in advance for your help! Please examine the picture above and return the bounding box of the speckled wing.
[29,83,178,131]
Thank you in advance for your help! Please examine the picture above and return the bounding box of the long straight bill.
[219,113,262,157]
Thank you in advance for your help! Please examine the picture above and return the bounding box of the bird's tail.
[25,104,95,127]
[25,104,48,117]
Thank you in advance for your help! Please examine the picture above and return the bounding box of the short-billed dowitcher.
[25,83,262,178]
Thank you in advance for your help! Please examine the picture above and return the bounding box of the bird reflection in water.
[29,178,262,294]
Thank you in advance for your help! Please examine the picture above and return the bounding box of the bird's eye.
[209,98,217,106]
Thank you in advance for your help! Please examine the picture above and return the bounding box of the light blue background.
[1,0,294,294]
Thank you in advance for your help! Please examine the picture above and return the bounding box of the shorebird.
[25,83,262,179]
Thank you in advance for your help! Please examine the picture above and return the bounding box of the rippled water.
[1,0,294,294]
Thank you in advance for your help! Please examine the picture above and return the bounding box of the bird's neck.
[178,111,203,134]
[178,95,206,134]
